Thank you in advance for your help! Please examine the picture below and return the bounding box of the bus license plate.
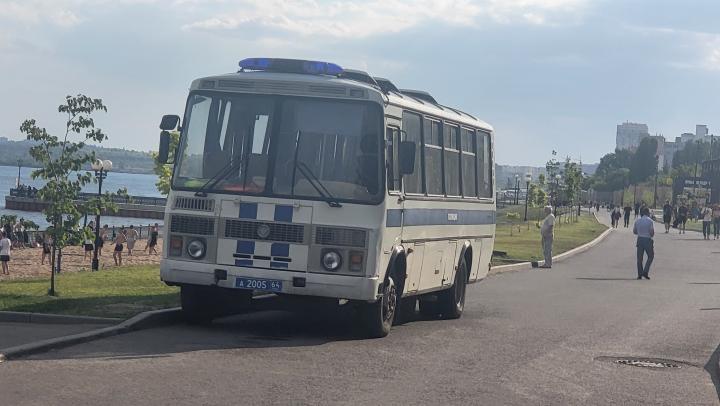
[235,277,282,292]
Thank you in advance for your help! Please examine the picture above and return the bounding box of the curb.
[0,307,182,362]
[0,311,122,325]
[490,212,612,275]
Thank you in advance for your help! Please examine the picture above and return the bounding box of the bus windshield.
[173,92,383,204]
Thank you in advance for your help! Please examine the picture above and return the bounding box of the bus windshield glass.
[173,92,383,204]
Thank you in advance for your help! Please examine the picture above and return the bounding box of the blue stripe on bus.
[235,259,254,267]
[236,240,255,254]
[270,243,290,257]
[274,205,293,222]
[386,208,495,227]
[239,203,258,219]
[270,262,289,269]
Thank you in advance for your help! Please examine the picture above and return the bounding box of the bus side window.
[461,128,477,198]
[401,111,423,194]
[386,127,400,192]
[423,119,443,195]
[477,130,493,197]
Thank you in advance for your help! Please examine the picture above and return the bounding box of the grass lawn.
[0,265,178,319]
[492,211,607,266]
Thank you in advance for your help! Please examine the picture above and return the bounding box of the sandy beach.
[0,238,163,281]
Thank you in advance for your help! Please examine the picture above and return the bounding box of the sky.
[0,0,719,166]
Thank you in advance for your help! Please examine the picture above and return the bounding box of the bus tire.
[438,259,467,319]
[359,274,398,338]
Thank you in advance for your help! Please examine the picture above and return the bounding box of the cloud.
[182,0,588,38]
[629,25,720,72]
[0,1,82,27]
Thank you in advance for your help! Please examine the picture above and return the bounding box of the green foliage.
[528,183,547,207]
[563,157,582,204]
[0,215,39,230]
[672,139,719,171]
[629,137,658,184]
[535,188,547,207]
[545,150,561,181]
[152,130,180,196]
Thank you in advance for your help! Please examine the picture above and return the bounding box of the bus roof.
[190,69,494,133]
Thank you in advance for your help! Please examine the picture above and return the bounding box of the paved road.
[2,212,720,405]
[0,322,104,349]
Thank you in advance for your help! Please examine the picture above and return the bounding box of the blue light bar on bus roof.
[238,58,344,76]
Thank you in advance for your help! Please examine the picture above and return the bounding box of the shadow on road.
[575,277,639,281]
[25,296,447,361]
[704,342,720,402]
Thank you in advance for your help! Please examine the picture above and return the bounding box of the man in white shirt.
[0,231,11,275]
[633,207,655,280]
[539,206,555,269]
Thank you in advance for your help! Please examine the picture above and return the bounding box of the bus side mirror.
[157,131,170,164]
[160,114,180,131]
[399,141,416,176]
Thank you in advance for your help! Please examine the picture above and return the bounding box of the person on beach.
[623,204,632,228]
[0,231,10,275]
[147,223,159,255]
[97,224,108,256]
[633,207,655,280]
[41,233,51,265]
[83,224,95,260]
[113,230,126,266]
[702,205,713,240]
[125,225,138,256]
[539,206,555,269]
[678,203,689,234]
[662,200,673,233]
[13,220,23,249]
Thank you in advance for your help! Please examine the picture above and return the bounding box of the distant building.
[697,124,708,139]
[616,122,649,151]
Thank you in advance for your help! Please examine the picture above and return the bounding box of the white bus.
[156,58,495,337]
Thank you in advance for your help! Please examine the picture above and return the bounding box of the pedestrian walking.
[83,224,95,261]
[147,223,159,255]
[611,207,622,228]
[113,230,127,266]
[702,205,713,240]
[539,206,555,269]
[623,204,632,228]
[0,231,10,275]
[633,207,655,280]
[41,233,51,265]
[678,203,689,234]
[662,200,673,233]
[126,225,138,256]
[634,202,641,218]
[713,204,720,240]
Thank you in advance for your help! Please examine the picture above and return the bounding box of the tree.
[629,137,658,184]
[21,95,110,295]
[152,130,180,196]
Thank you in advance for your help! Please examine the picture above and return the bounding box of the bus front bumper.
[160,259,381,302]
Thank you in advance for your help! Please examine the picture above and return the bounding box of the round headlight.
[186,239,206,259]
[322,250,342,271]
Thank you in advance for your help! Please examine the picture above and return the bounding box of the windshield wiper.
[296,162,342,207]
[289,130,341,208]
[193,156,242,197]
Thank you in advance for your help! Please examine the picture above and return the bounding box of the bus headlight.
[321,250,342,272]
[186,239,206,260]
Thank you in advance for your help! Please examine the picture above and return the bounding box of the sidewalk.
[0,322,109,349]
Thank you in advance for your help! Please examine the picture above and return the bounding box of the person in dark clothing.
[678,203,689,234]
[623,204,632,228]
[634,202,641,218]
[662,200,673,233]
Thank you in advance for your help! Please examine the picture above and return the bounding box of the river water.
[0,165,164,228]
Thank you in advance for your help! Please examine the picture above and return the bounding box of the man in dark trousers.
[623,204,632,228]
[634,202,641,218]
[633,207,655,280]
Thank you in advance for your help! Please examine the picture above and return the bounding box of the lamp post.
[523,172,532,221]
[91,159,112,272]
[514,174,520,205]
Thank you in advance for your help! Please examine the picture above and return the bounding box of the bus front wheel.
[359,274,398,338]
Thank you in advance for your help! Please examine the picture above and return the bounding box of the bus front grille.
[170,215,215,235]
[174,197,215,212]
[225,220,305,244]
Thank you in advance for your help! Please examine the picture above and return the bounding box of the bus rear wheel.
[438,259,467,319]
[359,274,398,338]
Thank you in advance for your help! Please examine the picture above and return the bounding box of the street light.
[514,174,520,205]
[523,172,532,221]
[91,159,112,272]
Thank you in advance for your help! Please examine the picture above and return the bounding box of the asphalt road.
[2,212,720,405]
